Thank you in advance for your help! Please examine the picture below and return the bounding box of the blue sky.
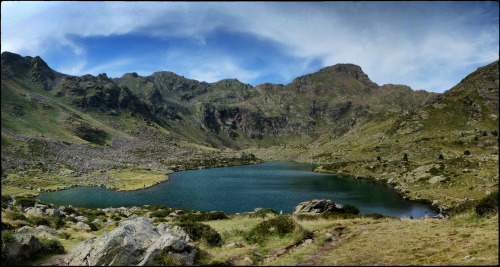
[1,1,498,93]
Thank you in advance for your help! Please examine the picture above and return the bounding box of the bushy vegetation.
[245,215,296,243]
[295,211,388,221]
[27,216,49,227]
[296,212,358,221]
[475,191,498,216]
[1,221,14,230]
[448,200,478,217]
[45,215,66,229]
[87,222,99,231]
[1,195,12,202]
[178,211,228,222]
[1,230,16,264]
[14,197,38,207]
[149,210,170,218]
[38,237,65,254]
[343,204,360,215]
[174,222,222,247]
[4,211,28,221]
[151,247,184,266]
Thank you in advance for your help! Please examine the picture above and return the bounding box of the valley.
[1,52,498,266]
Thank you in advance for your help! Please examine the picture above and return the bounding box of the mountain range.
[1,51,498,209]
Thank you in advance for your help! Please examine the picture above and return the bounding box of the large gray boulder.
[25,207,45,216]
[293,199,344,215]
[3,233,41,261]
[64,217,197,266]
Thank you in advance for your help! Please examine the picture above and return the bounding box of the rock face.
[3,233,41,261]
[293,199,344,215]
[64,217,197,266]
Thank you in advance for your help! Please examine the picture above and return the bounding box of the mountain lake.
[37,161,437,218]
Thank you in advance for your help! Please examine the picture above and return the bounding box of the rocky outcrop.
[293,199,344,215]
[3,233,41,261]
[64,217,197,266]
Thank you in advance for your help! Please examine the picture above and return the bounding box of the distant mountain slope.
[277,60,499,208]
[2,51,496,207]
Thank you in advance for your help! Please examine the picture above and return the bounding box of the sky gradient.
[1,1,499,93]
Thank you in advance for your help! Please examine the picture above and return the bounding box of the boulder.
[34,203,48,210]
[293,199,344,215]
[36,225,61,236]
[75,216,88,222]
[174,210,187,216]
[18,225,36,234]
[25,207,45,216]
[76,222,91,230]
[428,176,446,184]
[92,218,105,225]
[45,208,62,217]
[65,217,197,266]
[3,233,41,261]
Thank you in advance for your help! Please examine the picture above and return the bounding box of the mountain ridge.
[1,51,497,211]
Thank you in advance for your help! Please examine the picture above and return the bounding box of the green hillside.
[1,52,497,210]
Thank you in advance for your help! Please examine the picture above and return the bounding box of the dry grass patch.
[103,168,169,191]
[317,212,498,266]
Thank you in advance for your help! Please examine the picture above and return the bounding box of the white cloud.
[161,50,259,84]
[1,2,498,92]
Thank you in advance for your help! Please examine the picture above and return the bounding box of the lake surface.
[37,162,436,218]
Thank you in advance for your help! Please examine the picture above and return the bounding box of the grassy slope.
[5,204,494,266]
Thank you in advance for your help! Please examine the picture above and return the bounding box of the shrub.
[246,215,295,244]
[343,204,360,215]
[149,210,170,218]
[39,238,65,254]
[178,211,229,222]
[429,167,440,175]
[295,214,319,221]
[174,222,222,247]
[1,221,14,230]
[448,200,478,217]
[464,149,471,155]
[87,222,99,231]
[475,191,498,216]
[64,206,76,215]
[28,216,49,227]
[254,208,277,215]
[60,232,71,240]
[1,230,16,263]
[15,198,38,207]
[1,195,12,204]
[321,212,357,220]
[64,216,77,223]
[362,213,387,219]
[403,153,408,161]
[151,248,183,266]
[4,211,27,221]
[152,218,166,223]
[110,214,122,221]
[46,216,65,229]
[439,154,444,160]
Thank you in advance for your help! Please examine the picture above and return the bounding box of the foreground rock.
[293,199,344,215]
[64,217,197,266]
[3,233,41,261]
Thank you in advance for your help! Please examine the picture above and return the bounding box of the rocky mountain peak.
[319,63,366,78]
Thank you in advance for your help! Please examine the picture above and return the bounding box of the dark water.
[37,162,436,218]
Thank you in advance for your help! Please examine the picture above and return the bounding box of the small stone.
[243,257,254,265]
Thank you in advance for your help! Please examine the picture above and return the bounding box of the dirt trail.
[260,226,362,266]
[295,227,352,266]
[38,254,67,266]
